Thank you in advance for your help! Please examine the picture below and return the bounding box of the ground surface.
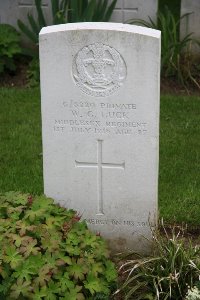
[1,61,200,300]
[0,58,29,88]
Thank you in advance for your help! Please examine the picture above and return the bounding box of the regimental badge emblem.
[72,43,127,97]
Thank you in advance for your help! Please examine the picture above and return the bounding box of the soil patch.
[0,58,29,88]
[161,77,200,96]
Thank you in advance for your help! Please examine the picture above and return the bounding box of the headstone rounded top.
[40,22,160,39]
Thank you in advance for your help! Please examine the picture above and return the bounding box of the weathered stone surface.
[180,0,200,49]
[40,22,160,253]
[110,0,158,23]
[0,0,50,32]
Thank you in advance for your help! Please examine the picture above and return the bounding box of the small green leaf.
[7,233,28,247]
[19,237,40,257]
[67,258,87,280]
[60,285,84,300]
[10,278,32,298]
[0,277,14,295]
[104,261,117,282]
[56,254,72,266]
[15,220,36,236]
[84,273,102,295]
[66,231,80,245]
[31,286,47,299]
[24,207,45,222]
[3,245,23,269]
[40,231,61,252]
[13,258,38,281]
[56,272,74,292]
[34,264,52,287]
[65,244,81,256]
[90,262,104,276]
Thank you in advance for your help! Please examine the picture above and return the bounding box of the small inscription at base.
[85,218,153,227]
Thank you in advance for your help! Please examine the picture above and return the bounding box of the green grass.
[159,95,200,225]
[0,88,43,194]
[0,88,200,225]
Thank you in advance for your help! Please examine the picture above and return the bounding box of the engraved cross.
[75,140,125,215]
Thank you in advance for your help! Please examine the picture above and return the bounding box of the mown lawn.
[0,88,200,225]
[0,88,43,194]
[159,94,200,224]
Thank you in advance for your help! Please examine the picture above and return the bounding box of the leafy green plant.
[116,223,200,300]
[67,0,117,23]
[18,0,69,47]
[0,191,117,299]
[18,0,117,86]
[18,0,117,47]
[0,24,22,74]
[128,7,199,89]
[27,57,40,87]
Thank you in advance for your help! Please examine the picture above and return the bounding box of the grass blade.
[104,0,117,21]
[17,20,38,44]
[35,0,46,27]
[82,0,96,22]
[27,13,40,35]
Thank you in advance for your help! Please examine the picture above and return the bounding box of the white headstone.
[0,0,51,29]
[110,0,158,23]
[40,23,160,253]
[180,0,200,50]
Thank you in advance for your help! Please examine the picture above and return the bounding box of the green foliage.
[0,24,22,74]
[27,57,40,87]
[159,0,181,22]
[18,0,117,47]
[18,0,69,47]
[0,192,117,299]
[117,224,200,300]
[128,7,199,89]
[18,0,117,86]
[67,0,117,23]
